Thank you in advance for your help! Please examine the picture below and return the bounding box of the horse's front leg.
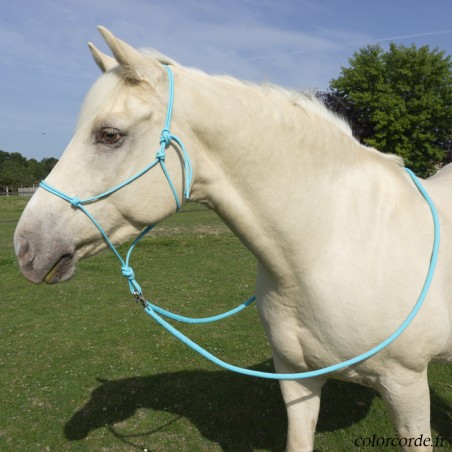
[274,355,326,452]
[378,367,433,451]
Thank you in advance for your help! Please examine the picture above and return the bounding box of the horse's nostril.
[16,236,32,263]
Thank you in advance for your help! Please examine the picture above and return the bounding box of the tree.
[39,157,58,178]
[329,43,452,176]
[0,160,33,188]
[0,150,58,191]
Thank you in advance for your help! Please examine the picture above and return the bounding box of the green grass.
[0,197,450,451]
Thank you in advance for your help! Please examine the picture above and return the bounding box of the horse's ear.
[97,26,147,82]
[88,42,117,73]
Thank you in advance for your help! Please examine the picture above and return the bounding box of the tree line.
[0,150,58,192]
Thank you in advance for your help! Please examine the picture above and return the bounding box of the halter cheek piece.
[40,66,440,380]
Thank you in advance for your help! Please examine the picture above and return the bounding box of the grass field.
[0,196,450,451]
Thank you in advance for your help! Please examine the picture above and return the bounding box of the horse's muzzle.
[14,234,76,284]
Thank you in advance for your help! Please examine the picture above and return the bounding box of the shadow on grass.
[64,360,451,451]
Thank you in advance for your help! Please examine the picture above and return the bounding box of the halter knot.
[70,197,81,208]
[160,128,171,147]
[121,265,135,281]
[121,265,143,295]
[156,147,166,162]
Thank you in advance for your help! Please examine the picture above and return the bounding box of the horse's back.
[428,162,452,183]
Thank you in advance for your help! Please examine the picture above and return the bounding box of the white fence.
[18,186,38,197]
[0,186,38,197]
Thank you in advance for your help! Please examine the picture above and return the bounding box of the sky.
[2,0,452,160]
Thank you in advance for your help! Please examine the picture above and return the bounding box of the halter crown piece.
[40,66,440,380]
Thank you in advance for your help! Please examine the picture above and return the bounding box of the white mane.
[258,84,404,166]
[226,79,402,167]
[139,49,403,167]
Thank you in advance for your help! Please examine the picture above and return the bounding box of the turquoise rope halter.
[39,65,440,380]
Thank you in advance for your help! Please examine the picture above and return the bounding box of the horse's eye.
[95,127,125,146]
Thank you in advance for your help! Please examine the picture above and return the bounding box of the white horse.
[14,27,451,451]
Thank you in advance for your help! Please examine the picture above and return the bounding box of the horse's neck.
[183,72,406,285]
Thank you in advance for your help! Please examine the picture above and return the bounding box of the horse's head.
[14,27,194,284]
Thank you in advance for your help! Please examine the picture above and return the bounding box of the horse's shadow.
[64,360,451,451]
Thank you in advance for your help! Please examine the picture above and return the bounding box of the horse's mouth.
[44,253,76,284]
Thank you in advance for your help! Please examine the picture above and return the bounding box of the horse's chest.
[256,294,328,371]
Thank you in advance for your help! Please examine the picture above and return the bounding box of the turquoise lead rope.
[39,65,440,380]
[142,167,440,379]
